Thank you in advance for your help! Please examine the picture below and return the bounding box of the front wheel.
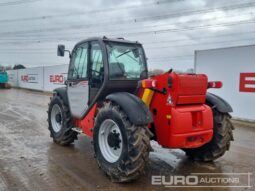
[93,101,152,182]
[48,94,78,146]
[183,109,234,161]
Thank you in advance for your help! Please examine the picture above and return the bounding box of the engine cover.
[168,73,208,105]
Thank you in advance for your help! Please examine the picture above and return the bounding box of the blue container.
[0,71,8,84]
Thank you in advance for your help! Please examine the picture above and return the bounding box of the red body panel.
[168,72,208,105]
[73,104,97,138]
[73,71,213,149]
[147,72,213,148]
[167,105,213,148]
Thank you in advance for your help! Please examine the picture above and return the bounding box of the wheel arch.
[53,87,69,106]
[206,92,233,113]
[106,92,153,125]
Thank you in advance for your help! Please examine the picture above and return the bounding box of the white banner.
[7,64,69,92]
[43,64,69,91]
[18,67,44,91]
[195,45,255,121]
[7,70,18,87]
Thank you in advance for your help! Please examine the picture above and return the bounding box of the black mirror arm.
[65,50,71,58]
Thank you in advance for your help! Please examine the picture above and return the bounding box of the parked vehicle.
[47,37,234,182]
[0,68,10,88]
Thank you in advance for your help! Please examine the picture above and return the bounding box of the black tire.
[93,101,152,182]
[48,94,77,146]
[183,109,234,162]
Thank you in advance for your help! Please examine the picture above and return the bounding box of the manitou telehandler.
[48,37,234,182]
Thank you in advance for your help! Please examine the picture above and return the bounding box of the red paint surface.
[73,104,97,138]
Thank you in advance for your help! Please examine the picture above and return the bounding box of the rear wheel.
[183,109,234,161]
[93,101,152,182]
[48,94,77,146]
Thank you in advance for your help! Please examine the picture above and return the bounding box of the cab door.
[67,43,89,118]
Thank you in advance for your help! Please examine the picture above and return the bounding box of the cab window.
[106,42,146,80]
[68,43,88,80]
[90,42,104,85]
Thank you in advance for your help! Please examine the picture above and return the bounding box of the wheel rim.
[98,119,123,163]
[51,104,62,133]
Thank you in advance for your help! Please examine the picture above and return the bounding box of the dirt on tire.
[93,101,152,182]
[48,94,78,146]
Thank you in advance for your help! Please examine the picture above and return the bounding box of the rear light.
[208,81,223,89]
[166,94,173,105]
[141,79,157,88]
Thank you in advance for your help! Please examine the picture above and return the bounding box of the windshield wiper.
[116,48,137,58]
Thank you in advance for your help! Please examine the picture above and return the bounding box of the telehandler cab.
[48,37,234,182]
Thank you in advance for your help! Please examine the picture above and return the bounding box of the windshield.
[106,42,147,80]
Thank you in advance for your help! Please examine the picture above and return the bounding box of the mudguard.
[53,87,69,106]
[206,92,233,113]
[106,92,153,125]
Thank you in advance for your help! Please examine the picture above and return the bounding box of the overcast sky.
[0,0,255,71]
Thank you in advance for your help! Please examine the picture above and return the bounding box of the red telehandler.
[48,37,234,182]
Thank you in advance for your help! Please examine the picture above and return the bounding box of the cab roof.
[76,36,142,46]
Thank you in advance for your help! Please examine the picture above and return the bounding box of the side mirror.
[57,44,65,57]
